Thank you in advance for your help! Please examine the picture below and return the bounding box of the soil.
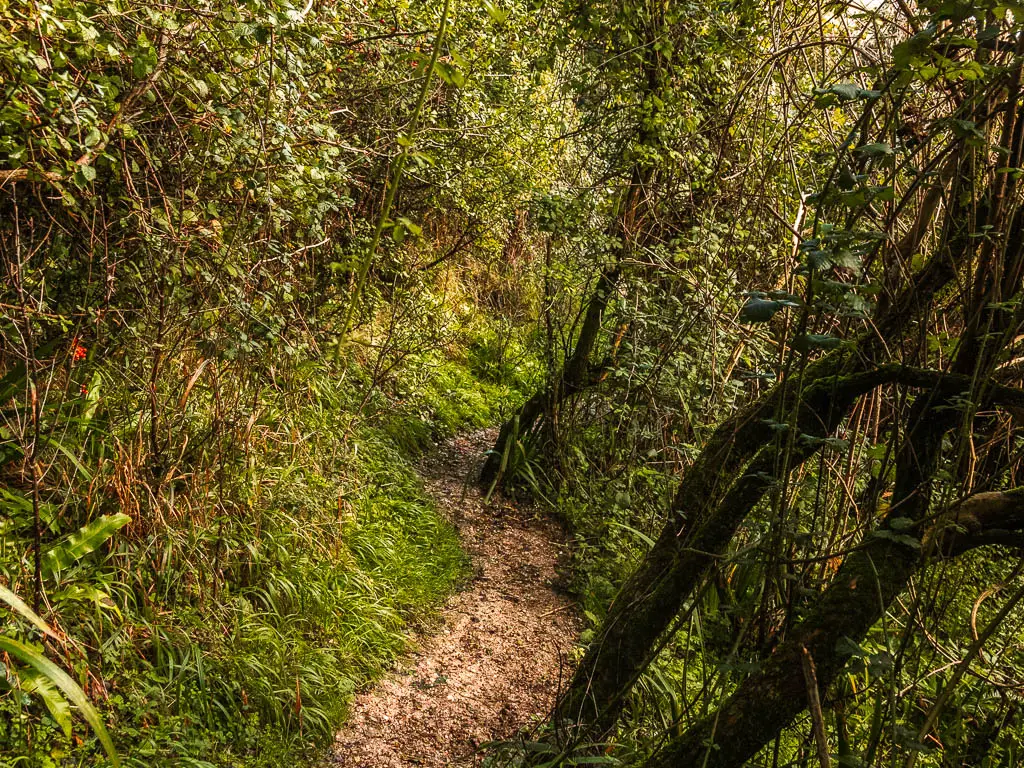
[331,429,580,767]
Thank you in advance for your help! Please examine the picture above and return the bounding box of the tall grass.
[0,297,535,766]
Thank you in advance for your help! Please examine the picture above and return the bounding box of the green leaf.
[42,513,131,577]
[83,128,102,147]
[608,520,655,548]
[75,164,97,185]
[0,636,120,766]
[434,61,466,88]
[949,119,983,140]
[42,435,93,481]
[53,584,122,619]
[482,0,509,23]
[739,298,793,323]
[836,636,865,657]
[396,217,422,236]
[853,142,894,158]
[791,334,842,353]
[0,585,59,639]
[812,83,880,107]
[19,667,72,736]
[872,528,920,549]
[832,248,861,269]
[521,740,558,753]
[892,27,935,69]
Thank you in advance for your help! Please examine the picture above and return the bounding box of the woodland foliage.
[4,0,1024,767]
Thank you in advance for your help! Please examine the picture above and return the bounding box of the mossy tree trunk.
[643,105,1024,766]
[542,135,982,753]
[479,265,622,487]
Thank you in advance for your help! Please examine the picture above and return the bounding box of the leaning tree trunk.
[645,172,1024,767]
[479,265,621,486]
[644,381,956,768]
[642,391,1024,768]
[480,11,669,489]
[546,259,964,746]
[479,153,660,489]
[542,142,978,751]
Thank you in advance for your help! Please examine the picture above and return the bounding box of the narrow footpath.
[332,429,580,767]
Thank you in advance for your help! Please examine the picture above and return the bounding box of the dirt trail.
[331,429,579,767]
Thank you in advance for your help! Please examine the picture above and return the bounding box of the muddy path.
[331,429,579,767]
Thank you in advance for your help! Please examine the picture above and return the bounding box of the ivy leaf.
[739,298,784,323]
[74,164,97,186]
[791,334,842,353]
[853,142,894,158]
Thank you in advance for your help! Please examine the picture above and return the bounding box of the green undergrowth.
[0,313,535,767]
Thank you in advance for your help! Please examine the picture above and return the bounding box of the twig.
[801,645,831,768]
[539,604,573,618]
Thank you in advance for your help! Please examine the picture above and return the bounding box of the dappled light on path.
[332,430,579,767]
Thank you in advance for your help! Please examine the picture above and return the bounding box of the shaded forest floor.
[331,429,580,767]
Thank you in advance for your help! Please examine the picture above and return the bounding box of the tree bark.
[544,141,980,750]
[547,356,1003,742]
[643,484,1024,768]
[644,247,1019,768]
[479,265,621,486]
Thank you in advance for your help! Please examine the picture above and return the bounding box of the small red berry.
[72,344,87,362]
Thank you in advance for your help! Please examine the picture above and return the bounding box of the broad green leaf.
[812,83,880,107]
[53,584,122,619]
[19,667,72,736]
[791,334,843,353]
[853,142,894,158]
[397,217,422,236]
[0,635,119,766]
[740,298,792,323]
[76,164,97,183]
[43,513,131,577]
